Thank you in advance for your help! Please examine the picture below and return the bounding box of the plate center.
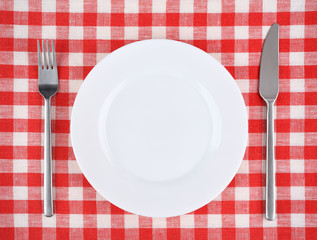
[100,73,217,181]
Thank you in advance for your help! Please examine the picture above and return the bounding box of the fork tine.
[51,40,56,68]
[37,40,42,69]
[42,39,48,69]
[46,40,52,69]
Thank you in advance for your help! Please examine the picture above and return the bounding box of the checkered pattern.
[0,0,316,239]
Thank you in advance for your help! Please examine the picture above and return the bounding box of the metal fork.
[38,40,58,217]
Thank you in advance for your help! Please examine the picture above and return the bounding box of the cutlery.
[38,40,58,217]
[259,23,279,221]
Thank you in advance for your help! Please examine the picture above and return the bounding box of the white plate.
[71,39,248,217]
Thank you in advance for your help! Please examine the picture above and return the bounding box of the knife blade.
[259,23,279,221]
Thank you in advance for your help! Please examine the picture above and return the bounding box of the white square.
[210,53,221,63]
[290,78,305,92]
[290,106,305,119]
[179,27,193,40]
[180,215,194,228]
[291,186,305,200]
[152,0,166,13]
[263,217,277,227]
[97,214,111,228]
[124,0,138,13]
[152,27,166,39]
[235,187,249,201]
[290,160,305,173]
[291,214,305,227]
[96,192,106,201]
[42,214,56,227]
[97,0,111,13]
[290,0,305,12]
[235,214,249,228]
[124,27,139,40]
[208,214,222,228]
[214,193,222,201]
[263,0,277,12]
[68,187,83,201]
[290,25,305,39]
[124,215,139,228]
[13,132,28,146]
[14,0,28,11]
[97,26,111,40]
[262,25,271,39]
[14,52,28,66]
[13,159,28,173]
[180,0,193,13]
[97,53,107,63]
[235,26,249,39]
[13,186,28,200]
[14,25,28,39]
[69,0,83,12]
[69,26,83,40]
[290,132,305,146]
[69,214,83,228]
[152,217,166,228]
[42,26,56,39]
[69,53,83,66]
[42,0,56,12]
[207,0,221,13]
[14,214,28,227]
[14,105,28,119]
[236,79,249,93]
[207,26,221,40]
[235,0,249,12]
[234,53,249,66]
[69,80,83,93]
[289,52,304,66]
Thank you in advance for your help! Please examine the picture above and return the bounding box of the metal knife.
[259,23,279,221]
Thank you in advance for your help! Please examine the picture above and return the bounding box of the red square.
[57,228,69,240]
[194,40,207,52]
[250,228,263,240]
[27,146,41,160]
[28,119,42,133]
[0,64,13,77]
[222,201,235,214]
[28,12,42,25]
[0,11,13,24]
[0,228,14,239]
[54,120,70,133]
[111,40,125,51]
[139,13,152,26]
[276,146,290,160]
[55,173,69,187]
[249,13,262,26]
[194,13,207,26]
[277,12,290,25]
[55,147,69,160]
[249,39,262,52]
[111,13,124,26]
[306,200,317,213]
[56,13,69,26]
[222,229,235,240]
[305,92,317,105]
[249,200,263,214]
[248,146,263,160]
[276,119,290,132]
[0,200,13,213]
[83,40,97,53]
[195,228,207,240]
[193,205,208,214]
[221,40,234,53]
[28,173,42,186]
[221,13,235,26]
[55,93,69,106]
[305,65,317,78]
[28,200,42,214]
[305,11,317,25]
[249,120,263,133]
[306,228,317,240]
[55,200,69,214]
[84,229,97,240]
[82,176,92,187]
[0,119,13,132]
[248,93,263,106]
[84,13,97,26]
[276,173,290,186]
[166,13,179,26]
[305,173,317,186]
[28,92,42,106]
[139,229,152,240]
[167,229,180,239]
[111,204,124,214]
[0,173,13,186]
[111,229,125,240]
[83,201,97,214]
[277,227,291,239]
[249,173,263,187]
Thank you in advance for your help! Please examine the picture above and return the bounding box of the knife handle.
[266,100,276,221]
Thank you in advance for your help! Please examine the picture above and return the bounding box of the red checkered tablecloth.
[0,0,316,239]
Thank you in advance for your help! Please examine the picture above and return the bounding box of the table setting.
[0,0,316,239]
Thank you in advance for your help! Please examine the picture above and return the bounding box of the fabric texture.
[0,0,316,239]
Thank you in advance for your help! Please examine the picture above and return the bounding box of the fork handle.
[44,98,53,217]
[266,100,276,221]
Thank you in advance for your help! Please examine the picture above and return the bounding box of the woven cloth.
[0,0,316,239]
